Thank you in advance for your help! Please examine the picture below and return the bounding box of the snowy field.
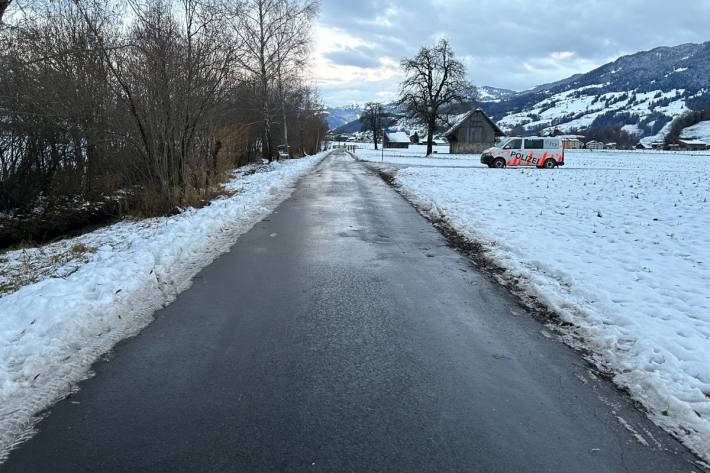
[348,141,710,168]
[344,143,482,167]
[0,153,327,459]
[362,149,710,462]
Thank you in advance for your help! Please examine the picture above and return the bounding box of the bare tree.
[291,84,327,155]
[0,0,327,243]
[0,0,114,207]
[399,39,473,156]
[273,1,316,158]
[69,0,240,211]
[360,102,386,150]
[234,0,317,161]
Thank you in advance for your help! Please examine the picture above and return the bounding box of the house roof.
[443,108,504,138]
[384,131,410,143]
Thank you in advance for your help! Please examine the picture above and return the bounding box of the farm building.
[605,142,618,150]
[383,131,410,149]
[410,132,420,144]
[444,109,505,154]
[586,140,604,150]
[561,138,584,149]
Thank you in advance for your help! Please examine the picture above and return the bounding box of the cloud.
[324,45,381,69]
[314,0,710,105]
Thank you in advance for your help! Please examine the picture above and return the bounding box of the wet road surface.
[1,151,704,472]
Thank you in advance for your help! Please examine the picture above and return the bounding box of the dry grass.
[0,242,98,297]
[70,243,97,255]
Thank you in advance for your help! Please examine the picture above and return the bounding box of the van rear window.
[525,139,544,149]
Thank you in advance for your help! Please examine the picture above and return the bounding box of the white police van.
[481,137,565,169]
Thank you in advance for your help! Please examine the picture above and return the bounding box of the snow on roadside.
[356,152,481,168]
[0,153,327,459]
[350,144,484,168]
[385,151,710,462]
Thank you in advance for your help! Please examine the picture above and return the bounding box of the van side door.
[503,138,523,165]
[522,138,544,166]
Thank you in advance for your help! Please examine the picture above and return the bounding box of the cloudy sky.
[312,0,710,106]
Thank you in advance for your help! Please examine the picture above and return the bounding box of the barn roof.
[443,108,504,138]
[384,131,410,143]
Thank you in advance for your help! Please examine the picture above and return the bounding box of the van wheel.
[492,157,506,168]
[543,159,557,169]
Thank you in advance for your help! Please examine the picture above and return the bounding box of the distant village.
[327,108,710,153]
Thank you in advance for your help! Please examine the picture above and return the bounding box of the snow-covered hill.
[681,120,710,142]
[324,105,363,130]
[486,42,710,140]
[477,86,516,102]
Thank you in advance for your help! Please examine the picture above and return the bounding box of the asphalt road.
[1,151,704,473]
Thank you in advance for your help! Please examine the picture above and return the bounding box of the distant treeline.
[0,0,327,218]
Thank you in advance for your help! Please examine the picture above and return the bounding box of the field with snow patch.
[344,142,482,168]
[362,149,710,462]
[0,153,326,459]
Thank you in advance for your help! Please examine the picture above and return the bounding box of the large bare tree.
[399,39,472,156]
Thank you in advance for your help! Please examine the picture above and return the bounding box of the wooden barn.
[444,109,505,154]
[383,131,410,149]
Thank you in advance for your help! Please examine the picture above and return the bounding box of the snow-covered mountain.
[324,105,363,130]
[477,86,516,102]
[484,41,710,142]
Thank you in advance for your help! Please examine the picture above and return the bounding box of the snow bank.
[0,153,326,459]
[386,151,710,461]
